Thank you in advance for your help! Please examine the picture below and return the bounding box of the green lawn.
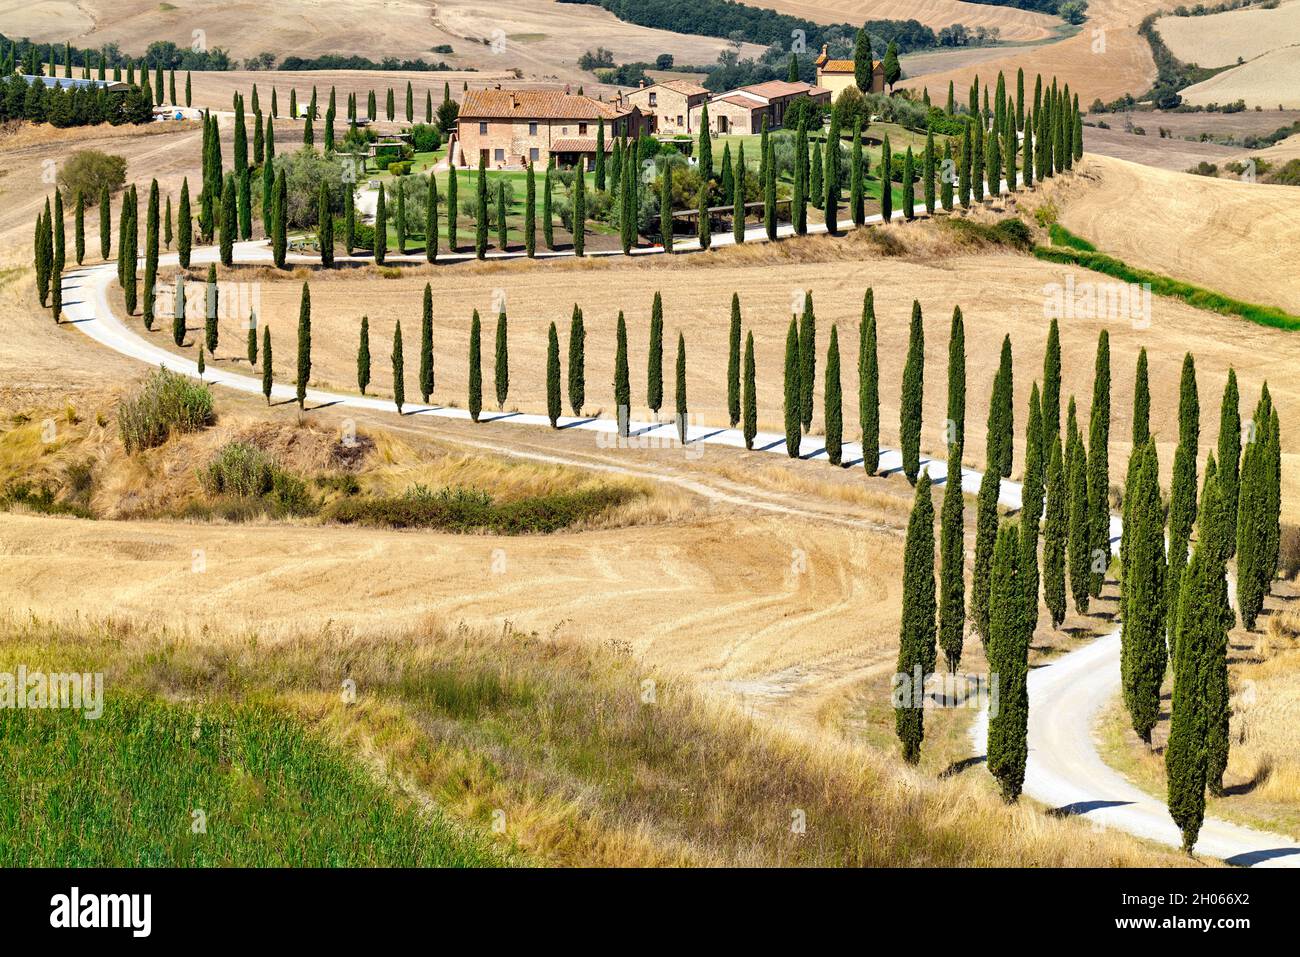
[0,695,511,866]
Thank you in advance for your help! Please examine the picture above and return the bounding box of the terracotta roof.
[460,88,628,121]
[818,59,880,74]
[717,94,763,110]
[551,138,614,153]
[735,80,828,100]
[656,79,709,96]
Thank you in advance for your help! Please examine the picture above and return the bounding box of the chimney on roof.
[638,78,645,89]
[564,83,571,95]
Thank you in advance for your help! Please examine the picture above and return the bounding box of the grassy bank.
[1035,226,1300,331]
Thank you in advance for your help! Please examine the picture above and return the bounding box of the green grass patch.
[327,483,636,533]
[0,694,509,866]
[117,367,214,454]
[939,216,1035,251]
[1036,227,1300,332]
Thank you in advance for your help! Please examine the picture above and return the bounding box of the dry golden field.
[742,0,1060,42]
[1156,1,1300,67]
[0,0,757,85]
[899,0,1161,108]
[1181,47,1300,110]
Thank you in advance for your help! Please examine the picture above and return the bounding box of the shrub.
[387,161,412,177]
[408,123,443,153]
[198,441,318,517]
[118,368,215,454]
[327,484,636,534]
[57,150,127,205]
[1034,200,1059,227]
[1280,524,1300,580]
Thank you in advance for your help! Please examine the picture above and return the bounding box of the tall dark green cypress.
[261,326,273,403]
[1236,388,1274,630]
[204,263,219,355]
[1121,440,1167,744]
[1199,466,1233,797]
[1216,368,1241,557]
[468,310,482,422]
[142,180,158,331]
[547,322,562,428]
[743,331,757,451]
[567,305,585,416]
[357,315,371,395]
[783,317,801,458]
[1132,347,1150,447]
[1067,401,1090,615]
[798,292,816,432]
[613,311,630,436]
[987,522,1029,802]
[219,175,236,266]
[859,288,880,475]
[902,147,915,220]
[895,471,936,765]
[272,169,287,268]
[824,325,842,466]
[947,305,966,460]
[420,283,434,403]
[494,308,509,410]
[448,168,459,252]
[1043,435,1068,628]
[733,143,747,245]
[424,175,437,262]
[524,163,536,258]
[542,162,553,250]
[660,161,674,251]
[879,134,893,223]
[99,185,112,260]
[971,431,1001,640]
[295,281,311,408]
[987,335,1013,478]
[74,190,85,265]
[1087,330,1111,596]
[495,180,507,252]
[923,130,936,215]
[374,183,387,265]
[474,157,489,259]
[1167,353,1200,654]
[1041,317,1061,446]
[901,300,925,483]
[727,293,742,427]
[392,321,405,413]
[318,181,334,267]
[395,181,407,254]
[764,134,777,241]
[572,163,586,257]
[647,292,664,416]
[939,439,966,672]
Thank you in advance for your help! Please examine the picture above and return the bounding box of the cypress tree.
[318,181,334,266]
[142,181,159,331]
[825,325,842,466]
[614,310,630,436]
[971,445,1001,642]
[197,343,205,380]
[859,289,880,475]
[696,180,711,250]
[923,130,936,215]
[204,263,219,355]
[783,317,801,458]
[1199,466,1233,797]
[939,438,966,672]
[764,134,777,241]
[901,300,924,483]
[1236,389,1273,630]
[424,175,437,262]
[494,308,509,409]
[986,119,1000,198]
[392,321,405,412]
[698,106,712,177]
[358,315,371,395]
[173,274,186,347]
[474,157,489,259]
[733,143,747,244]
[973,120,985,203]
[1122,440,1167,744]
[122,189,137,313]
[100,185,111,260]
[879,134,892,222]
[237,169,252,241]
[547,321,562,428]
[1022,386,1045,635]
[895,471,936,765]
[850,119,864,227]
[798,292,816,432]
[810,140,823,211]
[1132,347,1150,446]
[660,161,674,251]
[272,169,287,268]
[1087,330,1111,596]
[524,163,536,258]
[646,292,664,415]
[573,162,586,256]
[959,125,971,209]
[448,168,460,252]
[824,118,840,234]
[219,175,236,266]
[987,522,1030,802]
[1216,368,1240,556]
[743,331,757,451]
[720,143,733,204]
[374,183,387,264]
[246,312,258,366]
[947,305,966,460]
[675,332,688,445]
[1041,317,1061,445]
[1067,404,1090,615]
[295,282,311,408]
[986,335,1013,478]
[1023,110,1034,189]
[725,293,742,427]
[1044,434,1067,628]
[1168,353,1200,652]
[405,81,413,122]
[420,283,434,403]
[568,305,585,416]
[902,147,915,220]
[468,310,482,422]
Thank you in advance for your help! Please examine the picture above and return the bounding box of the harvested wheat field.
[0,0,756,84]
[1181,47,1300,110]
[1081,124,1249,171]
[899,0,1160,108]
[744,0,1060,43]
[1156,1,1300,67]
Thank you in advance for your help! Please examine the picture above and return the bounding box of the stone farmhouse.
[687,80,830,135]
[813,45,885,99]
[454,87,653,171]
[624,78,710,136]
